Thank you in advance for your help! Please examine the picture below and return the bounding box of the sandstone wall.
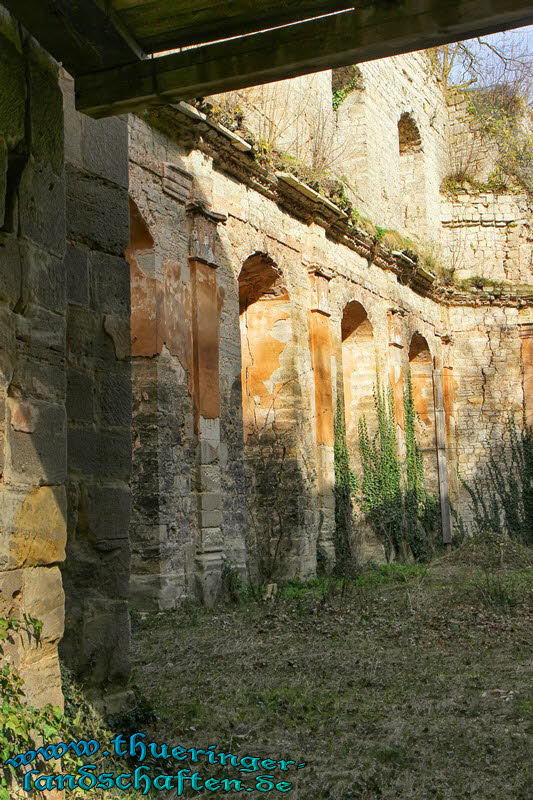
[0,7,67,708]
[211,51,450,245]
[127,120,197,610]
[441,192,532,283]
[447,303,533,526]
[128,106,454,600]
[208,57,531,289]
[446,90,500,184]
[0,5,132,711]
[129,94,531,604]
[209,72,335,167]
[337,51,449,243]
[60,74,132,710]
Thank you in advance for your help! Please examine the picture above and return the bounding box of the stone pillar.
[308,266,335,571]
[441,334,459,497]
[60,70,132,711]
[519,323,533,428]
[387,308,406,434]
[0,12,67,709]
[128,165,196,612]
[432,363,453,545]
[188,201,227,604]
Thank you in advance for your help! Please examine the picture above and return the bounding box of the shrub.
[458,415,533,544]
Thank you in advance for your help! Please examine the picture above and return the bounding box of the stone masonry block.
[103,314,130,360]
[67,426,99,475]
[14,565,65,708]
[198,415,220,441]
[22,565,65,654]
[0,306,15,387]
[16,303,66,357]
[87,484,131,551]
[75,597,130,687]
[198,492,221,512]
[201,526,224,550]
[67,306,116,361]
[65,244,89,307]
[11,354,65,404]
[199,440,219,464]
[82,114,128,189]
[0,484,67,570]
[66,164,128,255]
[0,236,22,308]
[6,399,66,486]
[28,39,63,174]
[199,509,222,528]
[67,367,95,423]
[19,240,65,313]
[19,160,66,257]
[98,430,132,480]
[91,251,130,315]
[60,69,83,168]
[98,369,132,427]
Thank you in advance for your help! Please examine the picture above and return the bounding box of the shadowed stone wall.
[0,5,132,712]
[60,73,132,711]
[0,7,67,708]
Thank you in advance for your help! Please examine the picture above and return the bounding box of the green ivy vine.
[333,375,440,566]
[333,397,358,575]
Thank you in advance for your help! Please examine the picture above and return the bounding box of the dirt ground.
[128,552,533,800]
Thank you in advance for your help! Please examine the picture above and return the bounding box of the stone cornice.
[144,104,532,311]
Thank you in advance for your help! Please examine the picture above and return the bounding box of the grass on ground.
[125,547,533,799]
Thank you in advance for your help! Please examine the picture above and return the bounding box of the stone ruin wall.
[60,73,132,711]
[440,192,531,284]
[0,7,531,713]
[0,6,132,711]
[441,91,531,283]
[212,54,531,282]
[335,50,450,242]
[210,51,450,242]
[128,53,532,609]
[447,304,531,517]
[0,7,67,709]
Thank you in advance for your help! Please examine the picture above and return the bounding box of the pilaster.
[308,265,335,571]
[188,201,227,603]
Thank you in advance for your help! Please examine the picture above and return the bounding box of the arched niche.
[397,112,426,235]
[238,253,307,580]
[398,112,422,156]
[238,253,294,437]
[408,332,438,491]
[341,301,376,455]
[126,196,159,358]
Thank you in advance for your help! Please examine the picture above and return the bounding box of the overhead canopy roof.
[4,0,532,118]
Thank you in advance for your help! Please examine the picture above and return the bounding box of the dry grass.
[128,558,533,799]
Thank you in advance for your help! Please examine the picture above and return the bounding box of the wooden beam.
[112,0,357,53]
[2,0,145,75]
[78,0,533,117]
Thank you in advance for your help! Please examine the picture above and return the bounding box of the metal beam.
[77,0,533,117]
